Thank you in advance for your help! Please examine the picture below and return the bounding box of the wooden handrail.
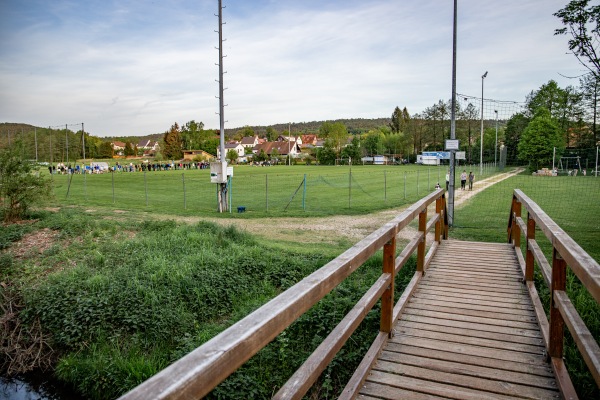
[507,189,600,395]
[119,189,448,400]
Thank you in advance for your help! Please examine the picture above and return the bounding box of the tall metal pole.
[217,0,228,212]
[49,127,53,165]
[288,122,291,166]
[494,110,498,167]
[65,124,69,163]
[82,122,86,161]
[34,127,38,161]
[448,0,458,226]
[480,71,487,175]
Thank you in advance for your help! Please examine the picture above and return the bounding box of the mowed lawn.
[49,163,496,217]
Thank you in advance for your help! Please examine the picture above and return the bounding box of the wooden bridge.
[120,189,600,400]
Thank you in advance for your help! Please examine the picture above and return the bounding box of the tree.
[579,72,600,144]
[555,0,600,78]
[181,120,205,150]
[163,123,183,160]
[265,127,278,142]
[459,102,479,163]
[319,122,348,158]
[0,147,51,222]
[389,106,402,134]
[97,141,114,158]
[226,149,239,164]
[124,141,134,156]
[518,108,564,172]
[504,113,530,165]
[363,129,385,156]
[341,136,361,163]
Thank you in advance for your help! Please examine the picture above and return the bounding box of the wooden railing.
[508,189,600,399]
[119,189,448,400]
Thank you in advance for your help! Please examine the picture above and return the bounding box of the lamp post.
[494,110,498,167]
[480,71,487,175]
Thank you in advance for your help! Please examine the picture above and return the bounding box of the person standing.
[460,170,467,190]
[468,171,474,190]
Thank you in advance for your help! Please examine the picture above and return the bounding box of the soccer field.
[50,163,498,217]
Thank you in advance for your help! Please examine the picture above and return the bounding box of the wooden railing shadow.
[119,189,448,400]
[508,189,600,399]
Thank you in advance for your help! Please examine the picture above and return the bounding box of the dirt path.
[166,168,523,245]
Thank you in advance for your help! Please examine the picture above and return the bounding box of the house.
[137,139,152,149]
[301,134,317,146]
[183,150,215,161]
[253,141,301,157]
[111,141,126,156]
[240,136,259,150]
[277,135,303,146]
[216,142,245,160]
[111,141,126,151]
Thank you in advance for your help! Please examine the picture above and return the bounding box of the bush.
[0,148,51,222]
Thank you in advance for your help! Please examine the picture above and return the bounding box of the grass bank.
[1,207,417,399]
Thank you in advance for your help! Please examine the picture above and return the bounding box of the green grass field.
[48,163,500,217]
[452,173,600,399]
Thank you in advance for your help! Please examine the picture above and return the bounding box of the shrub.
[0,148,51,222]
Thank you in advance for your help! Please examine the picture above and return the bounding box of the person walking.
[468,171,474,190]
[460,170,467,190]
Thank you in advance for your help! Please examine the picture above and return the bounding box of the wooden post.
[549,247,566,358]
[525,213,535,281]
[513,198,521,248]
[380,236,396,336]
[435,196,442,243]
[417,209,427,273]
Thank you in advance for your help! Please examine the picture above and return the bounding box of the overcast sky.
[0,0,587,137]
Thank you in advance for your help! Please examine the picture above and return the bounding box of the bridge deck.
[358,240,560,400]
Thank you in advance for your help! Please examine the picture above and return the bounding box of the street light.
[480,71,487,175]
[494,110,499,168]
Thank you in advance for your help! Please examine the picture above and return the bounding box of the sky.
[0,0,588,137]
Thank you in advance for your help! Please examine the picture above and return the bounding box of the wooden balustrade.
[119,189,448,400]
[508,189,600,398]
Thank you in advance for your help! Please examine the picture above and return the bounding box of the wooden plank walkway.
[358,240,561,400]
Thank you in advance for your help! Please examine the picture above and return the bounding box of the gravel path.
[170,168,524,245]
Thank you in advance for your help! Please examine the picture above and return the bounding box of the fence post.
[384,170,387,201]
[302,174,306,211]
[380,235,396,336]
[182,173,187,210]
[525,213,535,281]
[512,197,521,248]
[417,209,427,273]
[435,195,442,243]
[348,170,352,208]
[549,248,566,358]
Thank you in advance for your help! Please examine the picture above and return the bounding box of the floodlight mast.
[480,71,488,176]
[217,0,228,212]
[448,0,458,226]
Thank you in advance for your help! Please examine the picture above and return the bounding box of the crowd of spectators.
[47,161,211,174]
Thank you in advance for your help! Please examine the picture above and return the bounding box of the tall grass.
[4,208,417,399]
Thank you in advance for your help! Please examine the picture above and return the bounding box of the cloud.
[0,0,586,136]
